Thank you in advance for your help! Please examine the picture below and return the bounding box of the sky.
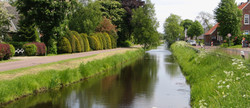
[151,0,247,33]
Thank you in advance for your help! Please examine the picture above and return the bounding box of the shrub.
[73,35,81,52]
[95,33,103,50]
[24,42,46,56]
[88,36,101,50]
[80,33,90,52]
[97,33,107,49]
[103,33,112,49]
[72,31,84,52]
[120,40,132,47]
[9,44,15,57]
[23,44,37,56]
[66,29,76,53]
[8,42,28,49]
[109,35,117,48]
[47,39,57,54]
[57,37,72,54]
[0,43,11,60]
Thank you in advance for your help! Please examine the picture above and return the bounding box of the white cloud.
[151,0,248,33]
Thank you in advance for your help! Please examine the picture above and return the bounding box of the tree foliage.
[131,0,159,49]
[187,20,204,39]
[180,19,193,30]
[15,0,71,53]
[69,1,102,35]
[214,0,242,38]
[96,17,117,35]
[196,11,214,31]
[164,14,184,45]
[0,2,13,39]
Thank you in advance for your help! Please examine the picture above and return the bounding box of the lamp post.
[227,33,232,47]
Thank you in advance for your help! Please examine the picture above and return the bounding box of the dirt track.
[0,48,132,72]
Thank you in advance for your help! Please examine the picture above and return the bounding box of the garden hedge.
[23,44,37,56]
[66,29,76,53]
[0,43,12,60]
[103,33,112,49]
[57,37,72,54]
[72,31,84,52]
[23,42,46,56]
[80,33,90,52]
[73,35,81,52]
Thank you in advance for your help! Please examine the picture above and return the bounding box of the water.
[5,44,190,108]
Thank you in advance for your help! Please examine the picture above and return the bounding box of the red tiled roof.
[238,2,248,9]
[204,2,249,36]
[204,23,219,35]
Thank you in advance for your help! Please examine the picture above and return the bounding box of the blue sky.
[151,0,247,33]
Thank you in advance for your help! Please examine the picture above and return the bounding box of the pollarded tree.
[131,0,159,49]
[214,0,242,38]
[187,20,204,39]
[164,14,184,45]
[196,11,214,30]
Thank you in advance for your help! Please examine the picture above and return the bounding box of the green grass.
[171,41,250,107]
[228,45,242,48]
[0,49,144,105]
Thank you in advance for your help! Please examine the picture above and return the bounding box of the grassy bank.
[171,41,249,107]
[0,48,144,105]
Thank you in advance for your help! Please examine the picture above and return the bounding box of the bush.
[72,31,84,52]
[97,33,107,49]
[0,43,11,60]
[8,42,28,49]
[47,39,57,54]
[103,33,112,49]
[66,29,76,53]
[73,35,81,52]
[220,42,234,48]
[88,36,101,50]
[23,44,37,56]
[120,40,132,47]
[80,33,90,52]
[57,37,72,54]
[109,35,117,48]
[24,42,46,56]
[9,44,15,57]
[95,34,103,50]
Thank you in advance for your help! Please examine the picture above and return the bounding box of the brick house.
[204,1,250,45]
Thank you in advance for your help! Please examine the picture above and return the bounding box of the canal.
[5,44,190,108]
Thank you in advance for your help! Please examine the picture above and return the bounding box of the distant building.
[204,1,250,45]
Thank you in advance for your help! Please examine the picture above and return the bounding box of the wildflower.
[218,86,223,88]
[236,77,240,80]
[226,85,230,89]
[222,81,225,84]
[246,73,250,77]
[243,95,246,98]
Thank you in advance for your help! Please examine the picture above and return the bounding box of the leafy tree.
[164,14,184,45]
[15,0,71,54]
[196,11,214,31]
[214,0,242,38]
[15,17,40,42]
[180,19,193,30]
[187,20,204,39]
[96,17,117,35]
[118,0,145,46]
[69,1,102,35]
[0,2,13,40]
[131,0,159,49]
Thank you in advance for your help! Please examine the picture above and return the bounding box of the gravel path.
[0,48,130,72]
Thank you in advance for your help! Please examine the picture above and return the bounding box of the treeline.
[3,0,160,55]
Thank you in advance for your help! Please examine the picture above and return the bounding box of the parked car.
[187,40,196,46]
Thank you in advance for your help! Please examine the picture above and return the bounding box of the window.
[245,30,249,35]
[244,14,249,25]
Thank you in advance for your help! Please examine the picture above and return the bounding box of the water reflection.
[4,44,190,108]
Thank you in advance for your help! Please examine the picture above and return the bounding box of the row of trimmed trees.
[57,30,117,54]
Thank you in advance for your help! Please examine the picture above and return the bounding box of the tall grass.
[0,49,144,105]
[171,41,250,107]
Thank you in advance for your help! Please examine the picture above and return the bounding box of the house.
[204,1,250,45]
[0,1,19,36]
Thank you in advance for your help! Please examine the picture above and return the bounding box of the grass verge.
[0,48,144,105]
[171,41,250,107]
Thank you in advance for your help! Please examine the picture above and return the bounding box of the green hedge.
[66,29,76,53]
[23,44,37,56]
[80,33,90,52]
[57,37,72,54]
[103,33,112,49]
[88,36,101,50]
[72,31,84,52]
[9,44,15,57]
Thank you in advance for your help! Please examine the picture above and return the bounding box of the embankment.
[171,41,249,107]
[0,48,144,105]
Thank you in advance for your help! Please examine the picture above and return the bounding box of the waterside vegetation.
[0,48,144,106]
[171,41,250,107]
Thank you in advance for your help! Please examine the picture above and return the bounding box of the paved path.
[0,48,130,72]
